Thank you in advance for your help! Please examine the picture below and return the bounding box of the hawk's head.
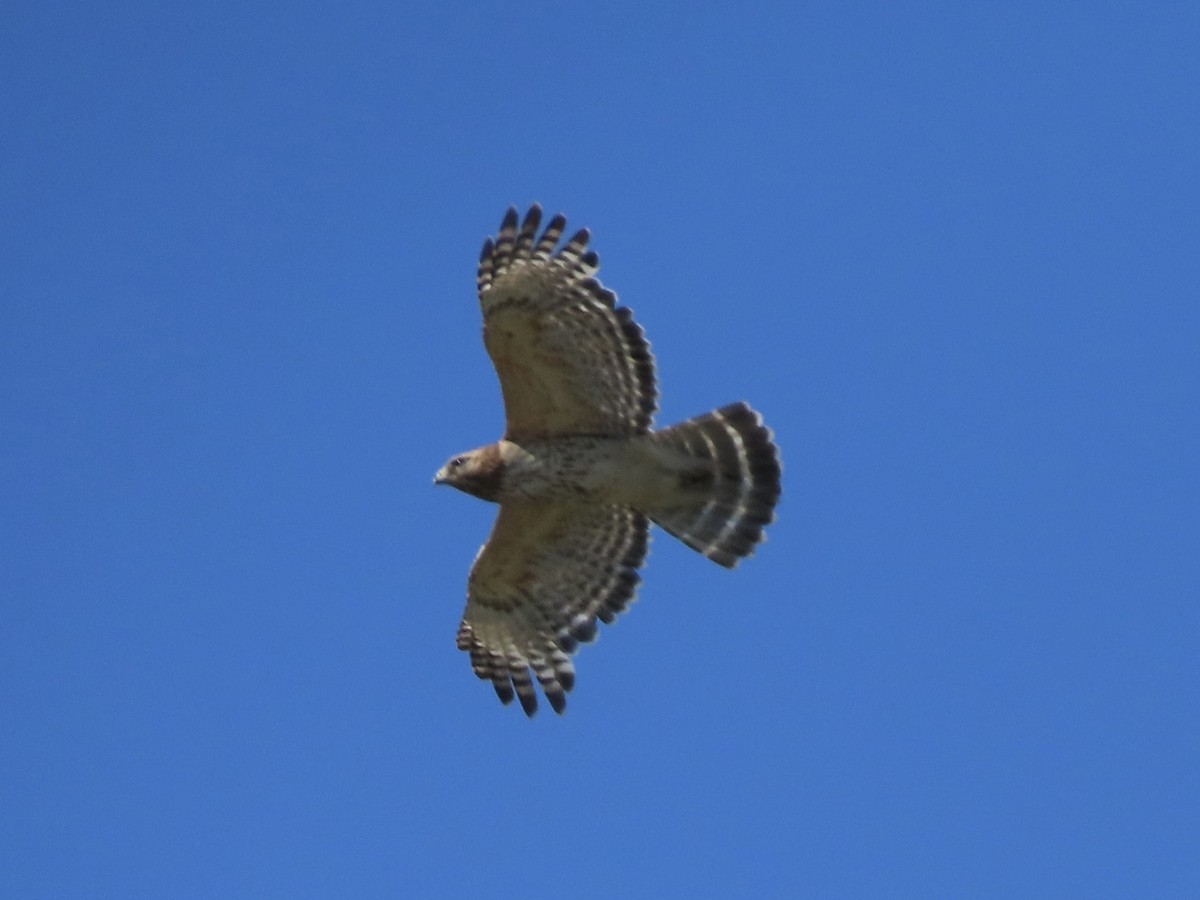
[434,445,505,502]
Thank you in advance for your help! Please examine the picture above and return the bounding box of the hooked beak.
[433,467,448,485]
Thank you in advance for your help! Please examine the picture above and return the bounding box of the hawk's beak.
[433,467,448,485]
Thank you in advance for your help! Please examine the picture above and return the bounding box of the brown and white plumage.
[477,206,657,440]
[436,205,781,716]
[455,502,648,716]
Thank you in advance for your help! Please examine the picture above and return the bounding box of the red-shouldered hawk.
[436,205,781,716]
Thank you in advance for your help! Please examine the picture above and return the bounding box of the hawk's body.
[436,206,781,716]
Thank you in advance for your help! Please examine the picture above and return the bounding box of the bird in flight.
[435,205,781,716]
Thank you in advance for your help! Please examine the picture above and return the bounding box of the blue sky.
[3,2,1197,896]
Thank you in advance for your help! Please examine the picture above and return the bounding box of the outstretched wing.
[456,500,649,716]
[477,205,658,441]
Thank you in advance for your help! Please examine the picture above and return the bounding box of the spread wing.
[456,500,650,716]
[476,205,658,441]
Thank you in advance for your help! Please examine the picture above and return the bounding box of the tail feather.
[646,402,781,568]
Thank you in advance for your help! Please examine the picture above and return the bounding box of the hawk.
[435,205,782,716]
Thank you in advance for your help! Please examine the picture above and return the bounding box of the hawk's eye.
[449,456,466,469]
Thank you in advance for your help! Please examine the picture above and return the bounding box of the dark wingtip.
[518,691,538,717]
[501,206,519,230]
[546,690,567,715]
[557,633,578,654]
[522,203,542,230]
[492,678,515,706]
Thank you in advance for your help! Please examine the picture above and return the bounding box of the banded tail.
[646,402,782,568]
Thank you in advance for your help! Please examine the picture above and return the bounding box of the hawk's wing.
[456,500,649,716]
[477,205,658,441]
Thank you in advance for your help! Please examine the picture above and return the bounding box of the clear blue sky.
[3,2,1197,897]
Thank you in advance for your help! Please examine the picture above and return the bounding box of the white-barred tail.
[646,402,782,568]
